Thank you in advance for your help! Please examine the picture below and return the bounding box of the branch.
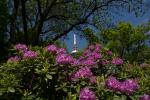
[21,0,28,43]
[85,22,99,29]
[43,0,73,20]
[34,9,39,28]
[36,0,42,18]
[52,0,131,41]
[26,15,33,28]
[54,1,72,5]
[44,15,70,21]
[42,0,56,18]
[83,0,96,18]
[52,20,86,41]
[42,29,52,34]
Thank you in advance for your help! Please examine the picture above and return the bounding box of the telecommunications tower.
[71,33,78,54]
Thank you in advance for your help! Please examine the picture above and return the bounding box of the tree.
[100,22,150,62]
[9,0,20,44]
[82,28,100,44]
[6,0,146,45]
[0,0,9,62]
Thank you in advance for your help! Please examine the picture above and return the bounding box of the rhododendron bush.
[0,43,150,100]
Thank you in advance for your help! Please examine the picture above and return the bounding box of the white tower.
[71,33,78,54]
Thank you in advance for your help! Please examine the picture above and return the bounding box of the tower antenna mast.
[71,33,78,54]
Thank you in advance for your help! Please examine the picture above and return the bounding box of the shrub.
[0,43,150,100]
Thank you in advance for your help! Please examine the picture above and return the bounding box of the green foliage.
[100,22,150,62]
[2,0,146,44]
[0,45,76,99]
[83,28,100,44]
[0,44,150,99]
[118,63,150,94]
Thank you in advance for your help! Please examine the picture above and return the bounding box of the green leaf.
[80,81,86,86]
[49,72,56,74]
[8,87,15,93]
[63,88,67,92]
[0,91,3,96]
[113,95,127,100]
[35,68,42,74]
[46,74,52,79]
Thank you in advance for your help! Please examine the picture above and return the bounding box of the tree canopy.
[100,22,150,62]
[5,0,147,45]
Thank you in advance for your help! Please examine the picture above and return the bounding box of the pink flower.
[83,49,91,55]
[106,51,112,55]
[112,57,123,65]
[139,94,150,100]
[23,51,38,59]
[80,87,97,100]
[119,79,139,95]
[88,45,95,50]
[105,76,139,95]
[91,52,102,59]
[140,63,149,69]
[94,44,102,52]
[71,59,81,66]
[56,54,74,65]
[101,60,109,65]
[81,57,97,67]
[15,43,28,52]
[7,56,20,63]
[105,76,121,91]
[71,67,93,81]
[45,44,57,54]
[57,48,66,54]
[89,76,97,84]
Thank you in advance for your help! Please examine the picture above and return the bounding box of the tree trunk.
[9,0,19,44]
[21,0,28,44]
[33,19,44,45]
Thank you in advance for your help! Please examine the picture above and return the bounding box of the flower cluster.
[119,79,139,95]
[71,44,109,84]
[91,51,102,59]
[8,44,38,61]
[23,51,38,59]
[72,44,102,67]
[15,43,28,52]
[56,53,74,65]
[6,43,149,99]
[45,44,57,54]
[71,67,93,81]
[105,76,120,91]
[105,76,139,95]
[45,44,73,65]
[89,76,97,84]
[106,50,112,55]
[100,59,109,65]
[80,87,97,100]
[112,57,123,65]
[7,56,20,63]
[139,94,150,100]
[140,63,149,69]
[81,57,97,66]
[57,48,66,54]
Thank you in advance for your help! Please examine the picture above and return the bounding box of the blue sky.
[63,1,150,52]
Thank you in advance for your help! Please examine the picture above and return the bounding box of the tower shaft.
[71,33,78,53]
